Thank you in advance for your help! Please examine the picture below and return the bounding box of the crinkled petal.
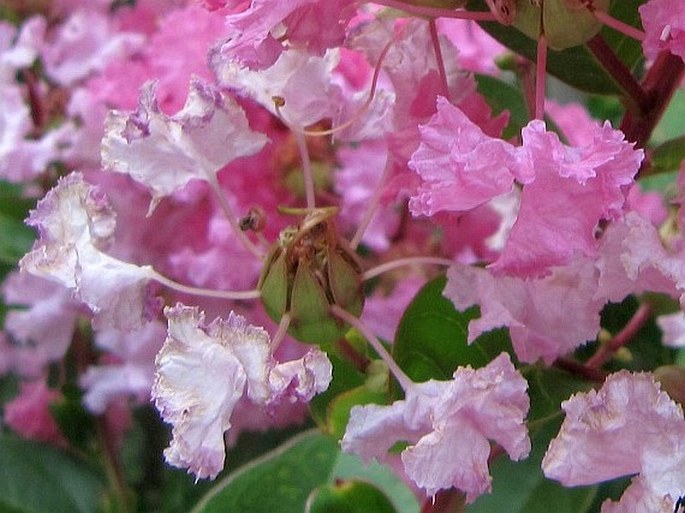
[102,78,267,213]
[212,47,342,128]
[492,121,641,277]
[445,261,602,364]
[268,348,332,404]
[19,173,154,330]
[409,97,531,217]
[601,476,677,513]
[341,400,425,463]
[542,371,684,486]
[152,305,250,479]
[403,421,491,501]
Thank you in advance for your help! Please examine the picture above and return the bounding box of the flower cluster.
[1,0,684,511]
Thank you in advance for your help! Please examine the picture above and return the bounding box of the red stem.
[620,51,685,151]
[586,35,650,114]
[586,304,651,370]
[534,32,548,120]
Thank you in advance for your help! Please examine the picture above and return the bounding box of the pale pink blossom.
[640,0,685,60]
[492,121,641,277]
[596,212,684,305]
[2,272,80,368]
[212,47,343,128]
[152,304,332,479]
[102,79,268,213]
[341,353,529,501]
[20,173,155,330]
[542,371,685,512]
[445,261,602,364]
[41,9,144,86]
[408,96,531,217]
[219,0,354,69]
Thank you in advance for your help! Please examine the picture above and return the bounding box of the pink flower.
[102,79,267,213]
[40,8,143,86]
[152,304,331,479]
[491,121,641,277]
[20,173,155,330]
[218,0,354,69]
[2,272,80,371]
[341,353,529,501]
[542,371,685,512]
[4,381,66,447]
[408,96,531,217]
[640,0,685,61]
[445,260,602,364]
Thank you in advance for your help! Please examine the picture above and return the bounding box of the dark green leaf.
[0,435,104,513]
[310,353,366,428]
[0,213,34,265]
[192,431,418,513]
[307,479,397,513]
[651,89,685,145]
[394,275,514,383]
[468,0,645,95]
[476,74,530,139]
[326,386,387,440]
[651,136,685,174]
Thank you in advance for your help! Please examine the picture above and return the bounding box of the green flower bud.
[513,0,610,50]
[258,207,364,345]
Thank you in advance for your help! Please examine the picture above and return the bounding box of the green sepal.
[328,249,364,317]
[259,248,288,321]
[290,260,343,344]
[514,0,611,51]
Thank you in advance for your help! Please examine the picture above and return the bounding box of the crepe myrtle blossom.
[341,353,530,502]
[409,97,642,279]
[152,304,332,479]
[542,371,685,512]
[19,173,157,331]
[102,78,268,214]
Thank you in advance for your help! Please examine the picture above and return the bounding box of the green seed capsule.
[258,207,364,345]
[513,0,611,50]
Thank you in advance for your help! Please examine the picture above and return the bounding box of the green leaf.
[310,353,366,428]
[394,275,514,383]
[0,435,104,513]
[192,431,419,513]
[307,479,397,513]
[651,136,685,174]
[651,89,685,145]
[0,212,34,265]
[326,386,387,440]
[468,0,645,95]
[475,74,530,140]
